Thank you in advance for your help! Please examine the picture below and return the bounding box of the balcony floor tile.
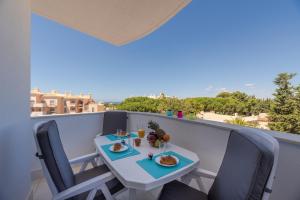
[32,165,160,200]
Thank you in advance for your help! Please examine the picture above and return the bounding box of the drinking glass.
[134,138,141,147]
[137,121,145,138]
[159,140,165,155]
[137,128,145,138]
[116,129,121,140]
[127,131,133,151]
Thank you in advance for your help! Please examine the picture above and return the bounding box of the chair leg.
[91,160,97,168]
[196,178,205,192]
[79,162,88,172]
[128,188,137,200]
[86,188,97,200]
[100,184,114,200]
[181,174,193,185]
[113,187,127,198]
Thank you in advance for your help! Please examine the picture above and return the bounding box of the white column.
[0,0,32,199]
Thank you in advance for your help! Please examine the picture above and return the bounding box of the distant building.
[30,88,105,116]
[148,92,176,99]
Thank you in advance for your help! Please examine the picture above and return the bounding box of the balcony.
[67,102,76,106]
[2,1,300,200]
[29,112,300,200]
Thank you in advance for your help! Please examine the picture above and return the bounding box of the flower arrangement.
[147,121,170,148]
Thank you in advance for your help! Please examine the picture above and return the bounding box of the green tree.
[183,99,204,115]
[253,99,272,115]
[294,86,300,133]
[231,91,249,102]
[157,97,183,113]
[268,73,300,134]
[214,91,266,116]
[117,97,159,113]
[216,92,232,98]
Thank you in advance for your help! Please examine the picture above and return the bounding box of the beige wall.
[85,103,105,113]
[97,104,105,112]
[56,97,65,114]
[31,92,100,115]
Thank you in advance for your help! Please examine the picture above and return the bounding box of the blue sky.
[31,0,300,102]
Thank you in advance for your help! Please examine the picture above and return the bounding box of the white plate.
[155,155,179,167]
[114,132,129,137]
[109,144,129,153]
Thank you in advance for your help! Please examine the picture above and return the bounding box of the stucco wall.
[31,113,104,172]
[127,112,300,200]
[0,0,32,199]
[31,112,300,200]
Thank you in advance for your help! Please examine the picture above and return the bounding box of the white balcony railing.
[30,112,300,200]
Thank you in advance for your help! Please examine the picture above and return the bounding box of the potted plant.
[177,110,183,119]
[166,109,173,117]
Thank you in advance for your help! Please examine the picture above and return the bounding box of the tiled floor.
[32,178,160,200]
[32,165,161,200]
[32,178,52,200]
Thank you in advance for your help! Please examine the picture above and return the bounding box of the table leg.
[128,188,137,200]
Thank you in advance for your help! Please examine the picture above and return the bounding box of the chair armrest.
[190,168,217,179]
[69,152,99,165]
[96,132,103,137]
[53,171,115,200]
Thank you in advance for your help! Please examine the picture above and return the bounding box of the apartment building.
[30,88,105,116]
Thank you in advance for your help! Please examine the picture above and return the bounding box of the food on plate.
[117,131,127,136]
[160,155,177,165]
[113,143,122,151]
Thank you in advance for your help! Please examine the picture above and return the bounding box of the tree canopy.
[116,73,300,135]
[117,91,271,117]
[268,73,300,134]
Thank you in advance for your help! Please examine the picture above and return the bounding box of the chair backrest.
[208,128,279,200]
[102,111,127,135]
[33,120,75,195]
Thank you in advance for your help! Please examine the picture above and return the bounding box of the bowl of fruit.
[147,121,170,148]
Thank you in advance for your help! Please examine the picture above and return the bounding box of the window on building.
[49,107,55,114]
[49,100,55,106]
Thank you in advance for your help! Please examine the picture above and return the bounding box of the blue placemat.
[101,143,140,161]
[136,151,194,179]
[105,132,138,141]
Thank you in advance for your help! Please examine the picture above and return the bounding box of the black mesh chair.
[159,128,279,200]
[33,120,125,200]
[102,111,127,135]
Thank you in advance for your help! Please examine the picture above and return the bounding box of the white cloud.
[205,85,214,91]
[218,87,229,92]
[245,83,255,88]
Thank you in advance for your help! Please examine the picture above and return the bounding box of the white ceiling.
[31,0,192,46]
